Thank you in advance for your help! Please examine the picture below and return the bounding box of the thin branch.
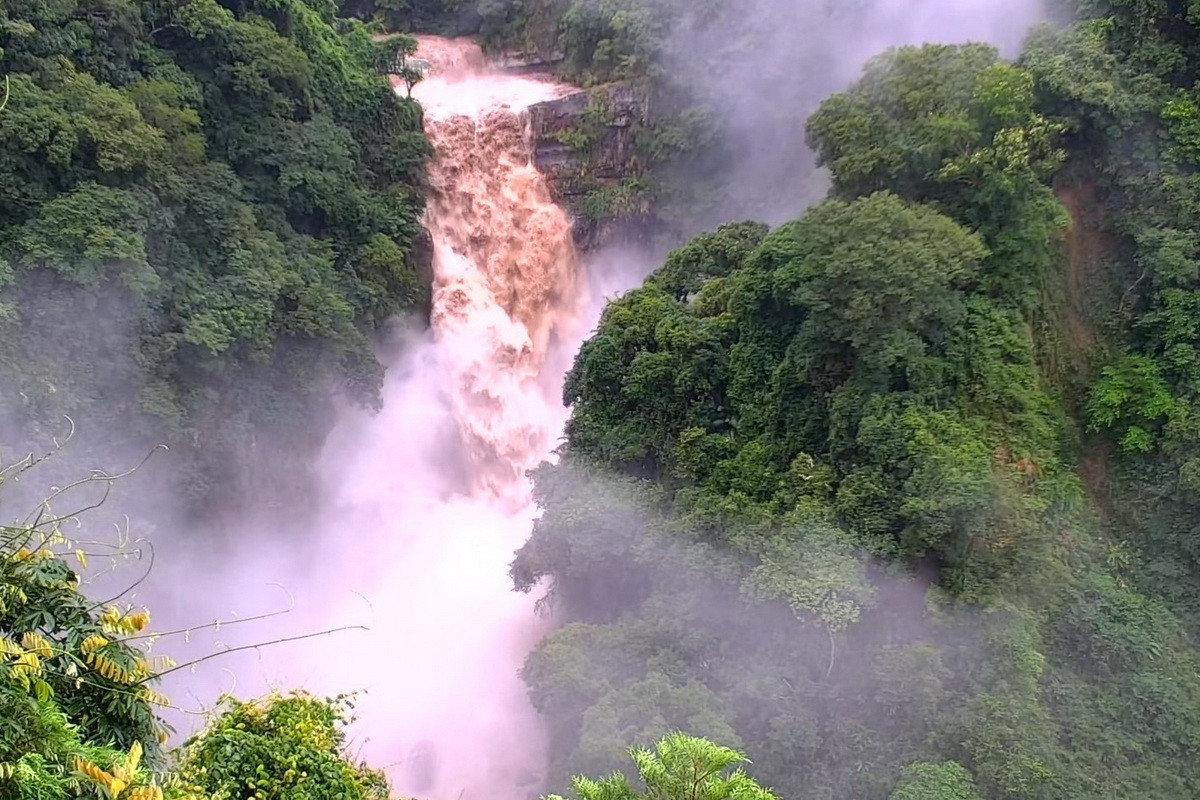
[0,417,74,484]
[148,22,182,37]
[826,626,836,678]
[180,669,242,719]
[119,584,297,643]
[52,416,76,451]
[1118,268,1148,313]
[0,453,36,483]
[85,541,155,612]
[24,445,167,528]
[28,481,114,532]
[137,625,370,685]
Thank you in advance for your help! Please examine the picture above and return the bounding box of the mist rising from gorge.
[653,0,1048,234]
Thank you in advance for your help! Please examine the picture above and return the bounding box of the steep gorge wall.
[525,83,653,249]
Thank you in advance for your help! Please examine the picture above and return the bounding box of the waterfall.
[151,37,592,800]
[301,37,588,800]
[415,36,584,509]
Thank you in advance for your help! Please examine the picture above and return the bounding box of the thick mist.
[654,0,1047,234]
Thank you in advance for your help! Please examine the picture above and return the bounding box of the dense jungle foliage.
[0,0,431,516]
[0,445,396,800]
[503,2,1200,799]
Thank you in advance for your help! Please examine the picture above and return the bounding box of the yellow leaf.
[81,635,109,655]
[21,631,53,658]
[74,758,114,789]
[126,741,143,775]
[124,786,164,800]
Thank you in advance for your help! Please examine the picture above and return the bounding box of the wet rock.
[527,82,652,250]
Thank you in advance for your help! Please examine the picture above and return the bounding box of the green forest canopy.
[0,0,431,516]
[509,2,1200,800]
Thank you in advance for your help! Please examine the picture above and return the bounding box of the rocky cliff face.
[526,83,652,250]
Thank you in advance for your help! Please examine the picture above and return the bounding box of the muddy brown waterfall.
[390,38,587,797]
[415,37,584,508]
[310,36,588,800]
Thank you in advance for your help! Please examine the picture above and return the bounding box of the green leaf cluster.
[548,733,779,800]
[0,0,432,515]
[170,692,389,800]
[0,519,171,800]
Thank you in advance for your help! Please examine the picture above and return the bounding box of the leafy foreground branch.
[549,734,779,800]
[1,532,391,800]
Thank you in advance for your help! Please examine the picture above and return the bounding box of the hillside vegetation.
[0,0,431,515]
[344,0,872,237]
[507,2,1200,799]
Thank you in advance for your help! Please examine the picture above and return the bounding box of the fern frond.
[12,651,41,677]
[100,606,151,635]
[74,758,114,789]
[125,610,151,633]
[87,652,138,684]
[100,606,122,631]
[143,654,175,672]
[123,787,164,800]
[139,687,172,707]
[123,741,143,778]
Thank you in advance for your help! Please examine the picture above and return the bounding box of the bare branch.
[1118,268,1148,313]
[119,583,297,643]
[24,444,167,528]
[85,540,156,613]
[0,416,75,485]
[138,626,370,685]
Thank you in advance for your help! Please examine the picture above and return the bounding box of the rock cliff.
[526,83,652,249]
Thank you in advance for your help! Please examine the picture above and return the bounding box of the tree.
[170,692,389,800]
[547,733,779,800]
[1087,354,1178,453]
[0,0,433,518]
[889,762,983,800]
[374,34,425,97]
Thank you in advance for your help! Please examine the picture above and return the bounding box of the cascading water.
[286,37,586,800]
[413,37,584,506]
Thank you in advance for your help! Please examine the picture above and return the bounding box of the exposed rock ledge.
[526,82,652,250]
